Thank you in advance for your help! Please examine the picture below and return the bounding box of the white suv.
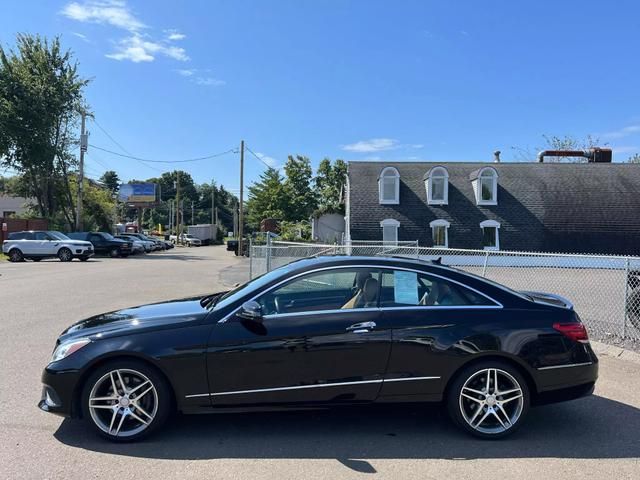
[2,230,94,262]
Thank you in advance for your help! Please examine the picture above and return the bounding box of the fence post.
[482,251,490,277]
[266,234,272,273]
[415,240,419,259]
[623,257,630,338]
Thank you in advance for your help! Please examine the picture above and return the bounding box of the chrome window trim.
[184,376,441,398]
[219,264,502,323]
[537,362,593,371]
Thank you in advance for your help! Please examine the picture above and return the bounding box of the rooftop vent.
[537,147,612,163]
[493,150,501,163]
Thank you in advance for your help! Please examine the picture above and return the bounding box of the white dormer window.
[378,167,400,204]
[380,218,400,245]
[480,219,500,250]
[429,219,450,248]
[425,167,449,205]
[472,167,498,205]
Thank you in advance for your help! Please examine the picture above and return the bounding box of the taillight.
[553,322,589,343]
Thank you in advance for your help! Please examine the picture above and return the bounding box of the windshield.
[103,233,115,240]
[49,231,70,240]
[211,263,297,311]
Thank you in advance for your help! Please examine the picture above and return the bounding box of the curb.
[591,340,640,365]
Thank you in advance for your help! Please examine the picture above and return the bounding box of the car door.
[377,267,502,400]
[89,233,105,253]
[32,231,52,255]
[206,267,392,406]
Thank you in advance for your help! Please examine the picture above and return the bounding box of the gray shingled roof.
[348,161,640,255]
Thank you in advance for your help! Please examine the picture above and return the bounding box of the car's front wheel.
[81,360,171,442]
[447,361,529,439]
[57,248,73,262]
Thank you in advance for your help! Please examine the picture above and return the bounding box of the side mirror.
[238,301,263,322]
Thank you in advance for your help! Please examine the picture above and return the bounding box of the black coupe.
[39,256,598,441]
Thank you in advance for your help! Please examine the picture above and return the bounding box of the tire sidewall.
[58,248,72,262]
[447,360,530,439]
[81,359,172,442]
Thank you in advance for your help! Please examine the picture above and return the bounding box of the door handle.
[346,321,376,333]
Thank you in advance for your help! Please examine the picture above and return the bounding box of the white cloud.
[165,29,186,41]
[61,0,145,32]
[106,34,189,62]
[194,77,225,87]
[62,1,190,64]
[341,139,425,153]
[176,68,196,76]
[602,124,640,139]
[342,138,400,153]
[611,145,639,154]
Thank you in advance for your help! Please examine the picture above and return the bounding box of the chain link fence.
[249,240,640,347]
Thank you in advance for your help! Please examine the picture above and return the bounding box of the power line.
[89,144,238,164]
[244,144,276,169]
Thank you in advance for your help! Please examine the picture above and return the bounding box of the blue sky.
[2,0,640,192]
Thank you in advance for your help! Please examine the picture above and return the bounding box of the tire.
[79,256,89,262]
[81,359,172,442]
[447,360,529,439]
[8,249,24,262]
[110,248,120,258]
[57,248,73,262]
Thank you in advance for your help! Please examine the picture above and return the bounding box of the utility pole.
[76,111,87,231]
[211,181,216,225]
[238,140,245,256]
[175,171,180,243]
[191,201,194,225]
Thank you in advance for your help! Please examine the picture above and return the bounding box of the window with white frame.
[473,167,498,205]
[480,219,500,250]
[429,219,450,248]
[380,218,400,245]
[425,167,449,205]
[378,167,400,204]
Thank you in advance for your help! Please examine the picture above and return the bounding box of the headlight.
[50,338,91,363]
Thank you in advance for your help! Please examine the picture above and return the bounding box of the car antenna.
[433,257,442,265]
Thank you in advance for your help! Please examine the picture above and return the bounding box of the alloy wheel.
[88,369,158,438]
[458,368,524,435]
[58,248,72,262]
[9,249,23,262]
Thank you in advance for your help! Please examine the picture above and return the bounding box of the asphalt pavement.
[1,246,639,479]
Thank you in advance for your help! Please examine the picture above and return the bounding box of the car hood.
[62,239,93,247]
[521,290,573,309]
[58,296,209,342]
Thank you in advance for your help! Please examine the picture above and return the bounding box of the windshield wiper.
[200,291,227,309]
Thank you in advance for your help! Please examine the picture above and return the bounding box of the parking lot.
[1,246,639,479]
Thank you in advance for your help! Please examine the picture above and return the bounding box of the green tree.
[0,34,89,226]
[283,155,317,221]
[99,170,120,195]
[246,167,286,227]
[314,158,347,215]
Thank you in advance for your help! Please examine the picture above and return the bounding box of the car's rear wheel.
[8,249,24,262]
[57,248,73,262]
[81,360,171,442]
[110,248,120,258]
[447,361,529,439]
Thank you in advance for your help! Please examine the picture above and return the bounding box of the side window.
[379,269,495,308]
[257,268,380,316]
[90,234,103,243]
[34,232,50,241]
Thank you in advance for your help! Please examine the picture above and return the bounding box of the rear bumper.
[534,381,595,405]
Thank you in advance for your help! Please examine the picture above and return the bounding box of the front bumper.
[73,247,94,258]
[38,366,82,418]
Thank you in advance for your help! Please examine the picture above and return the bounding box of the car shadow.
[53,395,640,471]
[127,254,208,261]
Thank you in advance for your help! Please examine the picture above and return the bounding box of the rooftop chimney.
[494,150,501,163]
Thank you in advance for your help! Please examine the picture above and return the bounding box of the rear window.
[8,232,32,240]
